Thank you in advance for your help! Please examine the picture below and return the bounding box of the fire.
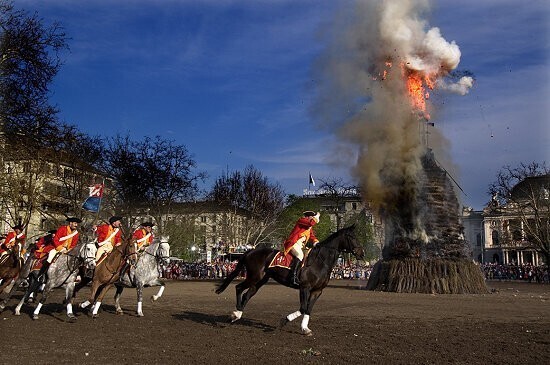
[403,65,435,120]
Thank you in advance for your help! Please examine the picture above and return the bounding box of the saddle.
[268,251,303,270]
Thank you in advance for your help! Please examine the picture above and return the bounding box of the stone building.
[480,175,549,265]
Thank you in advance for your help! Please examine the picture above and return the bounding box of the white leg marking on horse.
[92,301,101,315]
[231,310,242,321]
[301,314,312,335]
[33,302,43,315]
[152,285,165,301]
[67,303,73,315]
[29,292,34,299]
[137,301,143,316]
[287,310,302,322]
[80,300,90,309]
[15,301,22,315]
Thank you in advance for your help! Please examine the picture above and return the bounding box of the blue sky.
[17,0,549,210]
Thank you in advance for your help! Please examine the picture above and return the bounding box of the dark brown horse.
[0,247,23,294]
[216,225,364,336]
[76,237,137,318]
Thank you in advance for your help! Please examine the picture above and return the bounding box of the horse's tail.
[215,253,248,295]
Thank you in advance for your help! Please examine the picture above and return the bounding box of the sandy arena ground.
[0,279,548,364]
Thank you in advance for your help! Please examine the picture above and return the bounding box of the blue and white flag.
[82,184,104,213]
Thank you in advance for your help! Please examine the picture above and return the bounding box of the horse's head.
[126,239,138,266]
[156,240,171,266]
[340,224,365,260]
[81,242,98,270]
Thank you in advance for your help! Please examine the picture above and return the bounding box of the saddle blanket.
[268,251,293,270]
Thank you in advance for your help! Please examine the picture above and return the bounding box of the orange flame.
[402,64,435,120]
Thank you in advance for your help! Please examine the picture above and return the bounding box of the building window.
[476,233,482,247]
[200,216,207,223]
[352,202,357,210]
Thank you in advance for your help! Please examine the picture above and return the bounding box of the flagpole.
[94,178,105,222]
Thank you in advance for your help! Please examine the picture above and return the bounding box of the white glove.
[313,212,320,223]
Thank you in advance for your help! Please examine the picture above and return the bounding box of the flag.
[309,173,315,187]
[82,183,104,213]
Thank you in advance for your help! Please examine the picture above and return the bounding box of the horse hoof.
[279,317,289,328]
[230,310,242,322]
[137,312,144,317]
[14,311,20,316]
[32,315,39,320]
[92,314,99,319]
[27,298,34,304]
[301,328,313,336]
[151,295,157,302]
[116,310,124,316]
[68,314,77,322]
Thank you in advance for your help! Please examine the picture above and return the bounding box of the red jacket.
[53,225,79,251]
[0,231,25,252]
[34,235,55,259]
[96,224,122,246]
[283,217,319,254]
[132,228,153,249]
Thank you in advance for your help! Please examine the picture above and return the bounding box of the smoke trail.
[312,0,470,240]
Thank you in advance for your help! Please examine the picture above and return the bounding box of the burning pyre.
[313,0,486,293]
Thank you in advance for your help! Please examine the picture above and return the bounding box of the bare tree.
[208,165,285,246]
[102,134,206,233]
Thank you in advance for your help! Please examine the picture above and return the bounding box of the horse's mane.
[309,225,355,255]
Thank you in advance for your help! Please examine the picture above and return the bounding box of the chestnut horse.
[0,246,23,294]
[215,225,364,336]
[76,237,137,318]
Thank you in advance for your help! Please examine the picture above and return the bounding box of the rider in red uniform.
[132,222,154,252]
[0,224,25,259]
[282,211,320,285]
[37,218,81,277]
[94,216,123,262]
[33,230,57,261]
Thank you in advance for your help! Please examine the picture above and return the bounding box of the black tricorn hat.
[140,222,155,227]
[47,229,57,235]
[109,216,123,224]
[12,224,24,230]
[302,211,316,217]
[66,217,82,223]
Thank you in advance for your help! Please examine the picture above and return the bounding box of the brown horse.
[76,237,137,318]
[216,225,364,336]
[0,247,23,294]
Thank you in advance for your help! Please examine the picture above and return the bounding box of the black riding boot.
[36,261,50,279]
[292,259,302,286]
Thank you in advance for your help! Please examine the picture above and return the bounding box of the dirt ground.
[0,279,548,365]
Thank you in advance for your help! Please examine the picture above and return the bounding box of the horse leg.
[231,275,268,322]
[14,274,40,316]
[91,283,113,319]
[65,281,77,321]
[298,289,323,336]
[114,285,124,315]
[0,275,24,312]
[151,282,165,302]
[134,284,145,317]
[32,285,54,320]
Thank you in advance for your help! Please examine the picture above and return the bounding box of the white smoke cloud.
[436,76,474,95]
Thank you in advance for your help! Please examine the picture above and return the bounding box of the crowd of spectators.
[162,260,373,281]
[480,263,549,283]
[162,259,550,284]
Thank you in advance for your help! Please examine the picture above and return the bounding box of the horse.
[0,246,24,294]
[15,241,97,320]
[0,250,40,313]
[77,237,138,318]
[215,225,364,336]
[113,239,170,316]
